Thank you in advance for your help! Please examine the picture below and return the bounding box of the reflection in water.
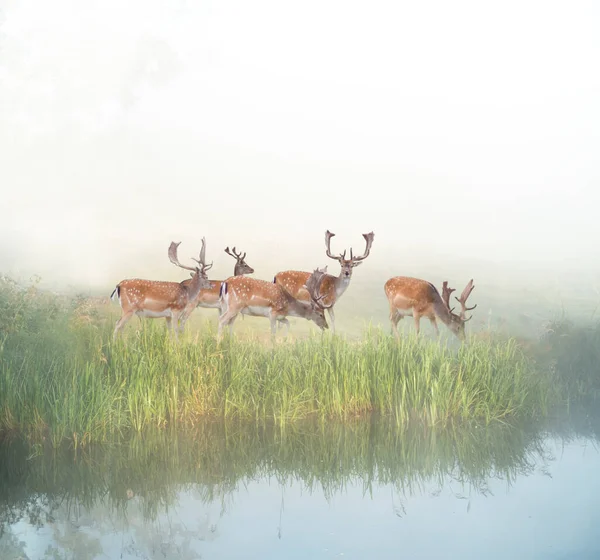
[0,416,599,559]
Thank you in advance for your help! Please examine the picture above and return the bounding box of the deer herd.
[110,230,477,342]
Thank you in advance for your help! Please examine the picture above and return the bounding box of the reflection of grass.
[0,278,552,445]
[0,418,555,528]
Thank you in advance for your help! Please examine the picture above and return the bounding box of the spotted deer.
[110,239,213,339]
[176,246,255,326]
[383,277,476,340]
[274,230,374,334]
[217,268,332,341]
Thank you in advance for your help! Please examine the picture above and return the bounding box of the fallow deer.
[176,246,255,326]
[110,239,213,339]
[217,268,332,341]
[384,277,477,340]
[274,230,374,334]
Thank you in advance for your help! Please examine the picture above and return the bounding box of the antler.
[325,230,341,261]
[224,246,246,262]
[325,230,375,263]
[442,281,456,313]
[455,279,477,322]
[168,241,197,272]
[304,267,333,309]
[191,237,213,273]
[349,232,375,263]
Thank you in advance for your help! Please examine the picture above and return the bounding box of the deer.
[217,268,333,342]
[383,277,477,340]
[110,239,213,339]
[175,246,255,327]
[273,230,375,334]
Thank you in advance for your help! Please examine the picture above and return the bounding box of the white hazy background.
[1,0,599,327]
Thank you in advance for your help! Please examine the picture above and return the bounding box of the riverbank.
[1,276,598,446]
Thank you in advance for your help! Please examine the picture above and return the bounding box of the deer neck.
[333,271,352,298]
[432,295,453,326]
[281,289,311,318]
[186,270,205,302]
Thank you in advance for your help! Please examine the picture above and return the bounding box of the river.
[1,415,599,559]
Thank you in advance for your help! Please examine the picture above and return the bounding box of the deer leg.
[175,312,185,332]
[274,317,288,333]
[429,316,440,337]
[269,312,278,340]
[179,307,196,334]
[169,312,181,340]
[218,309,237,341]
[218,305,228,328]
[279,318,290,338]
[228,315,238,337]
[390,309,402,339]
[217,314,226,342]
[327,307,336,334]
[218,289,229,317]
[413,312,421,335]
[113,311,134,340]
[177,307,193,333]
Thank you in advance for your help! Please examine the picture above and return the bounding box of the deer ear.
[352,261,363,267]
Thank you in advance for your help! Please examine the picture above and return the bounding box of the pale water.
[1,417,599,560]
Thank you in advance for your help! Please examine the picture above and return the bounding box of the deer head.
[302,267,333,330]
[169,238,213,291]
[442,279,477,339]
[325,230,375,278]
[224,246,255,275]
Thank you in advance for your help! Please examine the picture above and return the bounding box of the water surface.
[1,417,599,559]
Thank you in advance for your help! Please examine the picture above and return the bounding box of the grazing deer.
[176,246,255,327]
[384,277,476,340]
[217,268,332,341]
[274,230,374,334]
[110,239,213,339]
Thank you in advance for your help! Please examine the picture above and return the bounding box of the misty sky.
[1,0,599,291]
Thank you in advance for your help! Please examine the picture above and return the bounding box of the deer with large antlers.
[273,230,375,334]
[384,277,477,340]
[175,246,255,327]
[110,239,213,339]
[217,268,332,341]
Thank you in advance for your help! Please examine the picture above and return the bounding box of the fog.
[1,0,599,316]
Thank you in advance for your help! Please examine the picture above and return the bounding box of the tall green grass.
[0,276,559,445]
